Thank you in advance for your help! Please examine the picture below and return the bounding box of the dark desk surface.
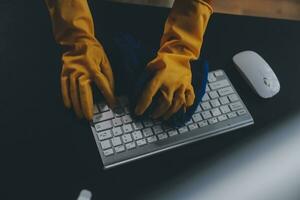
[1,1,300,200]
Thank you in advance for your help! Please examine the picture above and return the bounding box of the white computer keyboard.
[90,69,254,169]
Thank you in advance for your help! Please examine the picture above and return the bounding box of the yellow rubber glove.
[135,0,213,120]
[45,0,116,120]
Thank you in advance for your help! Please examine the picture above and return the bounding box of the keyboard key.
[218,115,228,121]
[168,130,178,137]
[122,124,133,133]
[122,134,133,143]
[178,126,189,133]
[136,139,147,146]
[227,112,237,119]
[132,131,143,140]
[122,115,133,124]
[229,102,243,111]
[162,124,173,131]
[158,133,168,140]
[95,120,112,132]
[115,145,125,153]
[147,136,157,143]
[201,102,211,110]
[201,111,212,120]
[93,110,114,123]
[210,99,221,107]
[218,87,234,96]
[209,79,230,90]
[112,127,123,136]
[112,118,122,126]
[125,142,136,150]
[132,122,143,130]
[220,105,231,114]
[214,70,224,77]
[98,103,109,112]
[195,105,202,113]
[205,85,210,92]
[100,140,111,149]
[153,120,162,125]
[237,109,247,116]
[97,130,112,141]
[143,120,154,127]
[93,105,99,114]
[124,107,130,114]
[103,148,114,156]
[113,107,125,117]
[185,119,194,125]
[142,128,153,137]
[202,93,210,101]
[211,108,221,117]
[188,124,198,130]
[228,94,239,102]
[192,113,203,122]
[153,125,163,134]
[219,96,230,105]
[208,117,218,124]
[111,137,122,146]
[209,91,219,99]
[208,73,217,82]
[198,120,208,127]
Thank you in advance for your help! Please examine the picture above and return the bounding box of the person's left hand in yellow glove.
[45,0,117,120]
[135,0,213,120]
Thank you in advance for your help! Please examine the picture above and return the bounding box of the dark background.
[1,0,300,199]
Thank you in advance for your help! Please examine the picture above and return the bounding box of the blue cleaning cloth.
[104,33,208,126]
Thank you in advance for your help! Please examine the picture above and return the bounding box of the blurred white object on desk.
[77,189,92,200]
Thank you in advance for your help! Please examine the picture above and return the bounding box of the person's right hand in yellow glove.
[135,0,213,120]
[45,0,117,120]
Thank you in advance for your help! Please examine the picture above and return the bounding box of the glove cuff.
[155,0,213,62]
[196,0,214,13]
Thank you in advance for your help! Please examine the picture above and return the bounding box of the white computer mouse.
[233,50,280,98]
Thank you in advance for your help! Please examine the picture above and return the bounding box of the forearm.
[159,0,213,59]
[45,0,97,46]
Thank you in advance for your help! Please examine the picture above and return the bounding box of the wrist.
[203,0,212,5]
[197,0,213,12]
[147,53,192,72]
[63,37,103,52]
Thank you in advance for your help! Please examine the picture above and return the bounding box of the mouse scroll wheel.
[263,77,272,87]
[264,77,278,91]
